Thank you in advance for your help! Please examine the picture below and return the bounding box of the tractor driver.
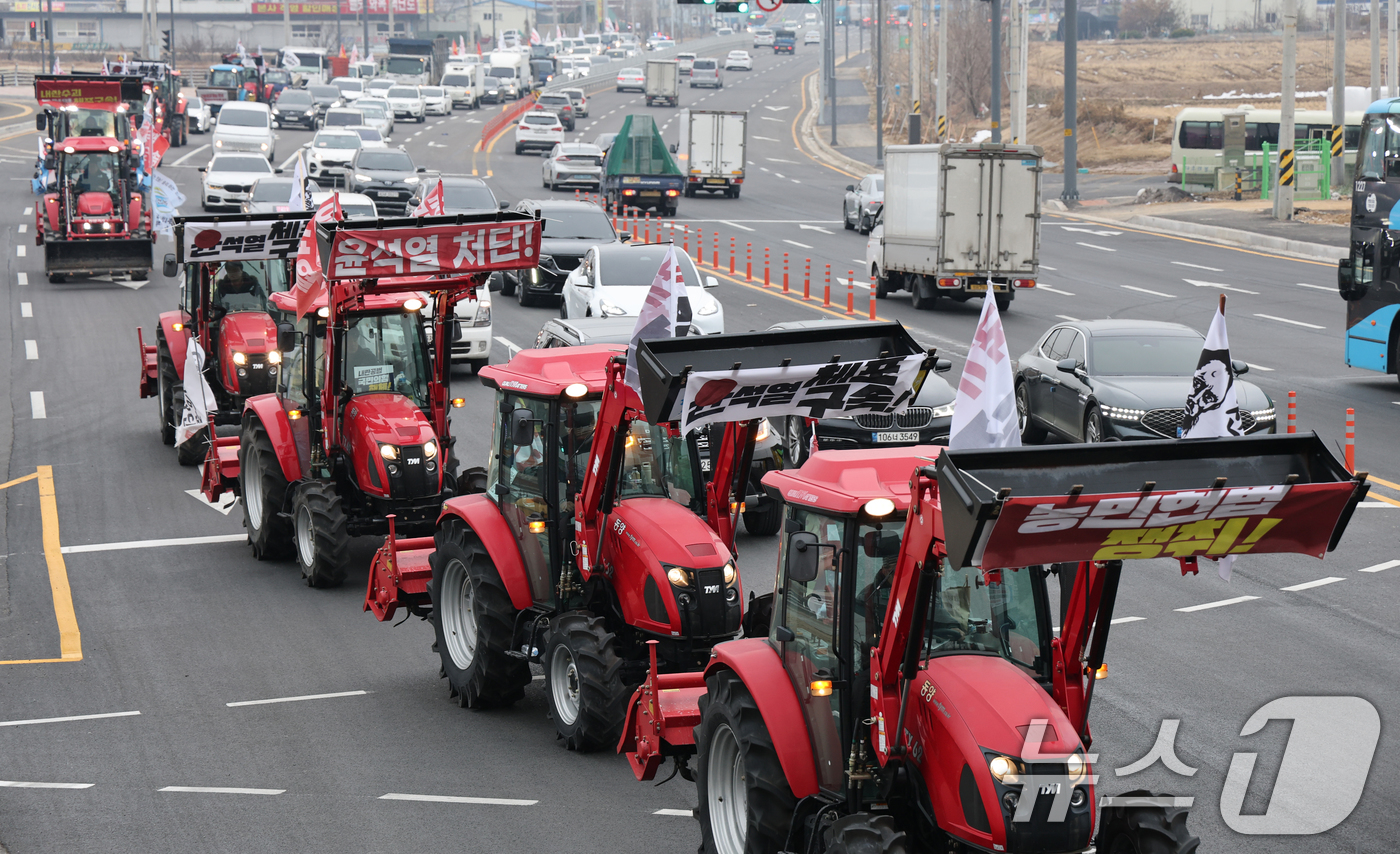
[72,153,115,195]
[343,327,389,395]
[213,262,266,312]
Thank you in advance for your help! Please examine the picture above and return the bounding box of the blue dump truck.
[773,28,797,53]
[603,114,684,217]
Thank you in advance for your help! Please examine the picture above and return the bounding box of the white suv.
[515,111,565,154]
[385,85,427,123]
[212,102,276,161]
[753,29,775,48]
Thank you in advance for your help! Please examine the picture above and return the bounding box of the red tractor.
[621,434,1369,854]
[138,212,314,464]
[201,212,542,588]
[124,58,189,147]
[365,323,938,752]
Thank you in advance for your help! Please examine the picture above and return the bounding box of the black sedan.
[346,148,427,216]
[770,319,955,467]
[270,88,320,129]
[501,200,622,307]
[1014,319,1276,443]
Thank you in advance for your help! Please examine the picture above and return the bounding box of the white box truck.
[866,142,1041,311]
[645,59,680,107]
[441,65,485,109]
[676,109,746,198]
[487,50,531,99]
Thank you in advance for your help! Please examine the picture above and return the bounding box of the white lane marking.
[1359,501,1400,508]
[766,157,797,163]
[1055,314,1079,322]
[30,391,45,419]
[1184,278,1258,295]
[1254,313,1324,329]
[495,336,521,355]
[753,135,779,141]
[837,277,870,290]
[17,245,25,257]
[1060,226,1121,236]
[18,272,27,286]
[0,710,140,728]
[184,488,238,515]
[716,220,756,232]
[17,223,26,233]
[1245,363,1274,371]
[799,224,833,234]
[25,340,37,360]
[0,780,94,789]
[774,172,786,179]
[792,178,801,184]
[1110,616,1146,625]
[1075,242,1115,252]
[277,152,300,170]
[60,533,246,554]
[654,808,692,816]
[1122,285,1175,298]
[783,239,813,249]
[1360,560,1400,572]
[1295,282,1333,291]
[760,116,785,122]
[763,105,791,111]
[379,793,538,806]
[171,144,212,167]
[1175,595,1259,613]
[21,302,32,317]
[1171,261,1223,272]
[24,206,32,215]
[759,166,769,172]
[159,786,285,795]
[1040,265,1056,270]
[1281,576,1345,592]
[1037,285,1076,296]
[227,690,368,708]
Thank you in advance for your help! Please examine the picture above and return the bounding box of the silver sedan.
[542,142,605,191]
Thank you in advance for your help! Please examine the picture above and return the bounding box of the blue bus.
[1341,98,1400,382]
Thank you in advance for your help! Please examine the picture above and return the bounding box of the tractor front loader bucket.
[137,326,159,399]
[201,436,241,504]
[618,640,707,781]
[45,236,154,276]
[934,432,1370,572]
[365,515,436,622]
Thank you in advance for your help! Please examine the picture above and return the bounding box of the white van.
[213,102,276,161]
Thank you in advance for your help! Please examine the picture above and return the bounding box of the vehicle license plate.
[874,431,919,443]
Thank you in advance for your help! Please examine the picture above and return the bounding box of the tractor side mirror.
[276,321,296,353]
[134,114,144,129]
[162,253,178,278]
[1232,359,1249,376]
[487,272,504,292]
[934,358,952,373]
[35,114,45,131]
[787,531,824,584]
[510,407,537,447]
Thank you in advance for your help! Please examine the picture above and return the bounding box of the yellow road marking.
[0,472,39,491]
[698,254,884,322]
[0,101,35,123]
[0,128,37,143]
[0,466,82,665]
[1046,213,1335,268]
[1366,474,1400,491]
[792,70,861,181]
[1367,491,1400,508]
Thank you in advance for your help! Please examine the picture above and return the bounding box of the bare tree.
[1119,0,1182,36]
[946,0,992,118]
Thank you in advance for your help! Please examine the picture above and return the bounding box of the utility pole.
[1062,0,1078,200]
[909,0,921,143]
[1373,0,1381,100]
[936,0,946,140]
[1018,0,1028,141]
[391,0,398,40]
[337,0,343,51]
[1276,0,1297,220]
[284,0,293,46]
[1333,0,1346,189]
[169,0,175,64]
[363,0,371,57]
[1391,0,1397,97]
[1007,0,1019,141]
[830,0,839,145]
[876,0,884,164]
[45,0,55,69]
[990,0,1001,142]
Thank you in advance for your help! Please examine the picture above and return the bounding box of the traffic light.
[28,20,36,41]
[716,1,749,9]
[42,18,49,38]
[162,29,172,54]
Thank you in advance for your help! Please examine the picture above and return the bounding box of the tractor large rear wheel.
[544,611,630,752]
[430,518,531,708]
[156,347,176,446]
[291,480,350,588]
[823,814,909,853]
[240,420,293,560]
[1097,793,1200,854]
[696,669,796,854]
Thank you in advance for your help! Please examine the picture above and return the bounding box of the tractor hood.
[217,310,281,397]
[922,655,1081,758]
[76,192,114,217]
[344,393,441,499]
[613,497,730,571]
[218,310,279,353]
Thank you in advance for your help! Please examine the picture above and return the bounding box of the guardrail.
[478,92,542,148]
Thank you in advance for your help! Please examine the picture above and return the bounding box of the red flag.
[293,195,344,319]
[411,180,444,217]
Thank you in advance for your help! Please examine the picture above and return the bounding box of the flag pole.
[1219,293,1226,314]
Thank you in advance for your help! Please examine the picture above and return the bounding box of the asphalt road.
[1,29,1397,854]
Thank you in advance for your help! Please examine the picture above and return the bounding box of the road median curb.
[798,72,874,176]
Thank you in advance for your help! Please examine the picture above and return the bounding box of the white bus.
[1170,106,1363,184]
[276,46,331,86]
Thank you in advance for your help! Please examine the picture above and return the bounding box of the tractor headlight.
[267,349,282,365]
[1066,752,1086,784]
[422,439,438,460]
[231,351,247,365]
[666,566,690,587]
[102,222,113,231]
[989,755,1021,783]
[379,443,399,460]
[722,562,736,584]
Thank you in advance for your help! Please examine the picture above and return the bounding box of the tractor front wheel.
[291,480,349,588]
[156,346,176,446]
[823,814,910,853]
[240,420,293,560]
[696,669,796,854]
[430,518,531,708]
[1096,792,1200,854]
[544,612,630,752]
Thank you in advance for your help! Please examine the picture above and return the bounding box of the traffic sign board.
[756,0,782,12]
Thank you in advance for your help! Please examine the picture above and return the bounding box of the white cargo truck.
[866,142,1041,311]
[675,109,746,198]
[645,59,680,107]
[441,65,485,109]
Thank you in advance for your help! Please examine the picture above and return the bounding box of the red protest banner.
[323,220,541,281]
[35,78,122,107]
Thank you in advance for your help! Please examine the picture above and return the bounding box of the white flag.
[290,151,311,211]
[947,295,1020,450]
[283,50,301,69]
[624,245,683,395]
[151,169,185,236]
[175,339,218,447]
[1180,298,1243,580]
